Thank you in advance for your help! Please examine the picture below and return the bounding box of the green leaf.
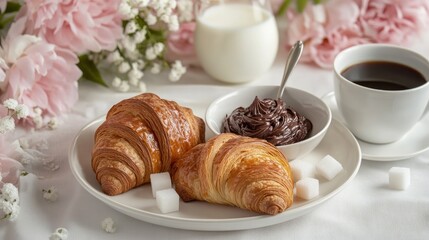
[313,0,322,4]
[296,0,309,12]
[5,2,21,13]
[276,0,292,17]
[77,55,108,87]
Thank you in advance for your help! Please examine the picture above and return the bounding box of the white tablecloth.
[2,36,429,239]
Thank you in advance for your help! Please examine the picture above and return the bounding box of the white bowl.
[205,86,332,160]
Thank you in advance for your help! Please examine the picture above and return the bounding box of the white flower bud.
[3,98,18,110]
[101,217,117,233]
[151,63,161,74]
[15,104,29,119]
[145,47,157,60]
[112,77,122,88]
[128,68,144,82]
[47,118,59,130]
[121,35,136,52]
[43,186,59,202]
[133,29,146,44]
[33,107,43,116]
[153,42,164,55]
[125,21,138,34]
[118,62,131,73]
[139,81,147,92]
[118,81,130,92]
[106,51,123,64]
[49,228,68,240]
[136,59,146,70]
[169,61,186,82]
[145,13,157,25]
[119,2,132,19]
[168,15,179,32]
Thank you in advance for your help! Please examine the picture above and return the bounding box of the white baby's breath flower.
[124,49,141,61]
[136,59,146,70]
[167,0,177,9]
[43,186,58,202]
[153,42,164,55]
[145,47,157,60]
[118,81,130,92]
[139,81,147,92]
[130,0,149,9]
[145,13,157,25]
[0,116,15,134]
[32,115,44,129]
[112,77,122,88]
[118,1,132,18]
[118,62,131,73]
[125,21,138,34]
[33,107,42,116]
[133,29,147,44]
[160,13,171,24]
[15,104,29,119]
[150,63,161,74]
[0,183,20,221]
[168,15,180,32]
[121,35,136,52]
[49,228,68,240]
[101,217,117,233]
[128,68,144,83]
[169,60,186,81]
[2,183,19,201]
[106,51,123,64]
[128,76,139,86]
[3,98,18,110]
[177,0,194,22]
[47,118,59,130]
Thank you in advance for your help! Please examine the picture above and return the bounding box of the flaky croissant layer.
[171,133,294,215]
[91,93,205,196]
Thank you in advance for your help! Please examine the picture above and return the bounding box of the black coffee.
[341,61,427,90]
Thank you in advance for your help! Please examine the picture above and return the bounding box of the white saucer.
[321,92,429,161]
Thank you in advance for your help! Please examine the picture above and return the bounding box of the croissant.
[171,133,294,215]
[92,93,205,196]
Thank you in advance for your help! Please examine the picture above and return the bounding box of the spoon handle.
[277,41,304,99]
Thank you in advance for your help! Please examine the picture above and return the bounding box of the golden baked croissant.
[92,93,205,196]
[171,133,294,215]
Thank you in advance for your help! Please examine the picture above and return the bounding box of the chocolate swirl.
[222,97,312,146]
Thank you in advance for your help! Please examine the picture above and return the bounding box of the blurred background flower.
[280,0,429,68]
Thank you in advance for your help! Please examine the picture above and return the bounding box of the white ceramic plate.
[322,91,429,161]
[69,86,361,231]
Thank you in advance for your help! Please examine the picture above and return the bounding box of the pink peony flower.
[0,17,82,126]
[0,135,23,188]
[20,0,123,54]
[285,0,369,68]
[166,22,199,66]
[356,0,429,45]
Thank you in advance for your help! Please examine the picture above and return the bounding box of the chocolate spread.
[222,96,312,146]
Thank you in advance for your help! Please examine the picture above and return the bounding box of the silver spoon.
[276,40,304,99]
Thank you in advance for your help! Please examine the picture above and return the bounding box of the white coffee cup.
[194,0,278,83]
[333,44,429,144]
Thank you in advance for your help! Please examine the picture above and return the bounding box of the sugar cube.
[316,155,343,180]
[156,188,180,213]
[389,167,410,190]
[289,160,315,182]
[150,172,172,197]
[295,178,319,200]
